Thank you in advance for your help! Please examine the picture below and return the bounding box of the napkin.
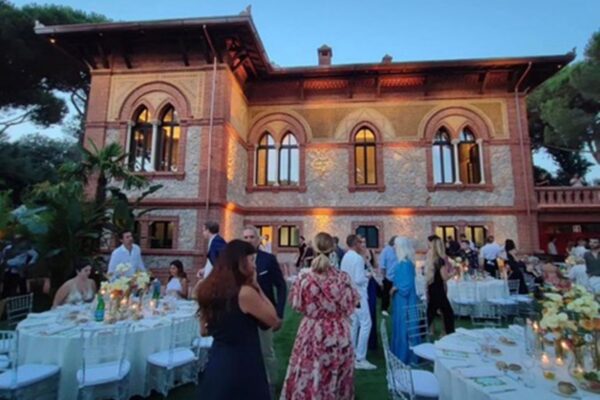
[508,325,524,338]
[40,324,77,336]
[457,367,503,378]
[435,341,478,354]
[456,328,483,339]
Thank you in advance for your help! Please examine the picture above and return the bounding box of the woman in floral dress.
[281,232,360,400]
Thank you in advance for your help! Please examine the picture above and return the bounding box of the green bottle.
[95,293,105,322]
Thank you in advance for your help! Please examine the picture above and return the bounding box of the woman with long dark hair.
[52,259,96,308]
[425,237,455,336]
[504,239,529,294]
[166,259,189,298]
[196,240,281,400]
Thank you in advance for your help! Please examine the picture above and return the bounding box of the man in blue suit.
[242,225,287,398]
[198,221,226,279]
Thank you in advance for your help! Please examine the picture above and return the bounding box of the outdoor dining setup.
[0,264,211,400]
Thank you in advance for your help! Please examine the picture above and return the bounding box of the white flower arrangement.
[133,271,150,288]
[115,263,132,277]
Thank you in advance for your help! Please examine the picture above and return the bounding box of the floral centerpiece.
[538,284,600,385]
[100,263,151,321]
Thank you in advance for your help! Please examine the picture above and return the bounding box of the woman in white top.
[52,259,97,308]
[166,259,189,299]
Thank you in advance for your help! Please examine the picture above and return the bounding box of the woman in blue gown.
[389,236,419,364]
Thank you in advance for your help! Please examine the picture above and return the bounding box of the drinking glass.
[521,354,537,388]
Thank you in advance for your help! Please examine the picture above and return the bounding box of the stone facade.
[41,15,571,272]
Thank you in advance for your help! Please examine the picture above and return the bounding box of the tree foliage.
[0,134,80,203]
[528,30,600,178]
[0,1,108,137]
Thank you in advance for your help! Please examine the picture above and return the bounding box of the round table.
[447,279,509,303]
[17,300,199,400]
[434,328,597,400]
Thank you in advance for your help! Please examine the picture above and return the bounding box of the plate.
[499,336,517,346]
[551,388,581,399]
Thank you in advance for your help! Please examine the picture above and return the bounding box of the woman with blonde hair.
[281,232,360,400]
[425,236,455,336]
[389,237,419,363]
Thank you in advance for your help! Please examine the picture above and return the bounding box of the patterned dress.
[280,268,360,400]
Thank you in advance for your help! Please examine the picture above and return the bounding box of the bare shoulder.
[239,285,259,300]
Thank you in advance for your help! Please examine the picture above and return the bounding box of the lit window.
[149,221,174,249]
[278,225,299,247]
[432,128,454,184]
[279,132,299,186]
[157,106,180,172]
[458,127,481,184]
[435,226,457,243]
[354,128,377,185]
[256,133,277,186]
[465,225,487,247]
[356,225,379,248]
[129,106,154,172]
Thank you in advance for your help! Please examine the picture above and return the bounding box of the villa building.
[36,13,599,274]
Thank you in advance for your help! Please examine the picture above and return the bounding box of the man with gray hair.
[242,225,287,397]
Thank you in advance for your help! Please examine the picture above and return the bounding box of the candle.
[532,321,539,333]
[555,357,565,367]
[561,340,570,352]
[541,352,551,368]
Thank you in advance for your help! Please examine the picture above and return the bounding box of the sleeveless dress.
[390,259,419,363]
[197,294,270,400]
[65,281,95,304]
[166,277,184,298]
[280,269,360,400]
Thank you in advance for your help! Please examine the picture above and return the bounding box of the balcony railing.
[535,186,600,207]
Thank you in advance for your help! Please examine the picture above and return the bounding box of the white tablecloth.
[447,279,509,303]
[17,300,199,400]
[414,277,509,304]
[434,328,597,400]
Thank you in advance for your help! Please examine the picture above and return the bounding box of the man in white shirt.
[572,238,588,259]
[341,234,376,370]
[108,230,145,277]
[547,236,558,256]
[479,235,502,278]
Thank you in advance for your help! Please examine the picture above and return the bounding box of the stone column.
[451,139,461,184]
[150,121,159,171]
[125,121,133,166]
[477,138,486,184]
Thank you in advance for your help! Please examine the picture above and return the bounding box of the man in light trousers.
[341,234,376,370]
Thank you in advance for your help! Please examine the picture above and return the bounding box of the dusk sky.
[8,0,600,178]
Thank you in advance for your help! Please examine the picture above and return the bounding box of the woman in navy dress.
[196,240,281,400]
[389,237,419,364]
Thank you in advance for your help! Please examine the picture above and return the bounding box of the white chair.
[380,320,439,400]
[6,294,33,329]
[192,336,213,371]
[0,330,60,400]
[450,283,477,316]
[146,316,199,397]
[471,302,502,328]
[489,281,518,319]
[404,303,435,364]
[77,323,131,400]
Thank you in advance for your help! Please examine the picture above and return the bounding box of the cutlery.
[488,388,517,394]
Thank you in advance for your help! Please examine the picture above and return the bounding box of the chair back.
[404,302,430,348]
[507,279,520,295]
[6,293,33,329]
[0,330,17,374]
[168,317,197,364]
[79,323,130,387]
[471,302,502,328]
[380,320,410,400]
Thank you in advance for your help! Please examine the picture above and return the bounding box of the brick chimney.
[318,45,332,66]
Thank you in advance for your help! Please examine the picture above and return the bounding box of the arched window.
[278,132,299,186]
[129,106,154,171]
[432,128,455,184]
[458,127,481,184]
[354,127,377,185]
[256,132,277,186]
[157,105,180,172]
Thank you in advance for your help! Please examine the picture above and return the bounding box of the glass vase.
[569,346,587,380]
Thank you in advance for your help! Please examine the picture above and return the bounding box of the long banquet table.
[434,327,597,400]
[416,276,510,304]
[17,300,199,400]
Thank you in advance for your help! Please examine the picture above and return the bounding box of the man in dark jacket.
[242,225,287,398]
[197,221,226,279]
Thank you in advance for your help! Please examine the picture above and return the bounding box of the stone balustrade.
[535,186,600,207]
